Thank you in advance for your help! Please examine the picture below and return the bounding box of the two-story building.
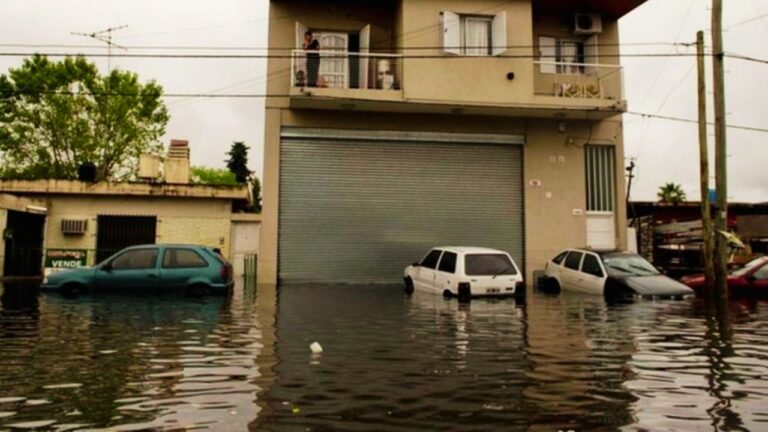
[259,0,646,285]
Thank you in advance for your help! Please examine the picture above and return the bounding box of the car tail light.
[220,264,232,281]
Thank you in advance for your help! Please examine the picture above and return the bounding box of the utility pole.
[697,31,715,299]
[711,0,729,305]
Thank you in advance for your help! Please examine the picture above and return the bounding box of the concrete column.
[257,108,283,286]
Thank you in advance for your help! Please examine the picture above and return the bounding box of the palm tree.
[657,182,687,204]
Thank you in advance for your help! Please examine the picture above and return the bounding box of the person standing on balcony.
[304,31,320,87]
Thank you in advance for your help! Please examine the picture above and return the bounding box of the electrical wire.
[0,51,704,59]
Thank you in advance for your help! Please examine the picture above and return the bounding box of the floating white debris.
[7,419,57,429]
[43,383,82,390]
[309,342,323,354]
[0,397,25,404]
[0,411,16,419]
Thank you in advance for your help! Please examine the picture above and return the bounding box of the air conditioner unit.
[574,13,602,34]
[61,219,88,235]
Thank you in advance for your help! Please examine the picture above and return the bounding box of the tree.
[657,182,687,204]
[226,141,252,183]
[0,55,169,180]
[251,177,262,213]
[190,166,238,186]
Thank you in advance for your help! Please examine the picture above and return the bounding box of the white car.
[403,247,525,299]
[543,248,694,299]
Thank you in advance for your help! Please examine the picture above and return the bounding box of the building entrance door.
[3,210,46,277]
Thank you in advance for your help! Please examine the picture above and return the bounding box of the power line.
[725,12,768,29]
[0,51,704,60]
[626,111,768,134]
[725,52,768,65]
[0,42,689,51]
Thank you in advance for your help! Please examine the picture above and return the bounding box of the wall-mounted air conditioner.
[61,219,88,235]
[574,13,602,35]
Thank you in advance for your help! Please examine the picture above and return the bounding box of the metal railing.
[291,49,402,91]
[534,61,625,101]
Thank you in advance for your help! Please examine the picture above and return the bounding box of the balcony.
[289,49,403,103]
[533,61,626,112]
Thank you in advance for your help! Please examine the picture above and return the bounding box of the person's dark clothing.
[306,39,320,87]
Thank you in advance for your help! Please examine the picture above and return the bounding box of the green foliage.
[0,55,169,180]
[226,141,252,183]
[251,177,262,213]
[190,166,238,186]
[657,182,687,204]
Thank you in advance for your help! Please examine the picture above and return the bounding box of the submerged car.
[543,248,694,299]
[41,244,234,295]
[404,247,525,299]
[681,256,768,296]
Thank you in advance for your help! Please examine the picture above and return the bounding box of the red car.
[681,257,768,296]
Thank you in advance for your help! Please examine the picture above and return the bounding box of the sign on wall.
[44,249,88,274]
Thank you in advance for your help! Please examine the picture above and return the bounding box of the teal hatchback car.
[41,244,234,295]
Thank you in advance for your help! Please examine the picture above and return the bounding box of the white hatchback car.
[404,247,525,299]
[543,248,694,299]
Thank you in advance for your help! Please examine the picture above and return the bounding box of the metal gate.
[3,210,46,277]
[96,216,157,263]
[279,128,525,284]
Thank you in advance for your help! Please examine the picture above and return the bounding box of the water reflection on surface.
[1,281,767,431]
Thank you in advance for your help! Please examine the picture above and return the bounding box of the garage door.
[279,128,524,284]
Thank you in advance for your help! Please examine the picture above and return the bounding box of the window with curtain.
[461,16,492,55]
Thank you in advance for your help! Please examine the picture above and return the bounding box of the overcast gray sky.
[1,0,766,202]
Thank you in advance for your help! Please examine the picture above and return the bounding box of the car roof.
[124,244,208,249]
[433,246,510,254]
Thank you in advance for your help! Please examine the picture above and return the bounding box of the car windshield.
[731,258,766,276]
[465,254,517,276]
[602,253,660,277]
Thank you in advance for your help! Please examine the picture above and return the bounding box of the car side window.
[420,250,443,270]
[581,254,604,278]
[564,251,583,271]
[163,248,208,269]
[111,249,158,270]
[437,252,457,274]
[753,265,768,280]
[553,251,568,265]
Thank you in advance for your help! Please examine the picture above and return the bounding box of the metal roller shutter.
[279,128,525,284]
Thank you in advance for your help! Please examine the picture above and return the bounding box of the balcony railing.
[534,61,625,102]
[291,49,402,91]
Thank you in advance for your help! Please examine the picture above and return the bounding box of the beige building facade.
[0,180,249,276]
[260,0,645,285]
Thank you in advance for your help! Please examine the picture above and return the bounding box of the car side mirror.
[101,262,113,272]
[746,275,757,283]
[412,262,420,267]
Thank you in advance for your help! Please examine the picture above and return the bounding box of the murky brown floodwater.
[1,281,767,431]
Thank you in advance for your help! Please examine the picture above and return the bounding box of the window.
[538,36,598,74]
[442,10,507,56]
[552,251,568,265]
[111,249,158,270]
[753,265,768,280]
[581,254,604,278]
[564,251,584,271]
[163,248,208,269]
[586,145,616,213]
[438,252,458,274]
[420,250,443,270]
[465,254,518,276]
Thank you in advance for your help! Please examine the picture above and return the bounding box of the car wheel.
[404,277,415,295]
[514,284,527,300]
[443,289,453,299]
[61,282,86,296]
[186,284,211,297]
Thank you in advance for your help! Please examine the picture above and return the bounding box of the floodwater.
[1,282,767,431]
